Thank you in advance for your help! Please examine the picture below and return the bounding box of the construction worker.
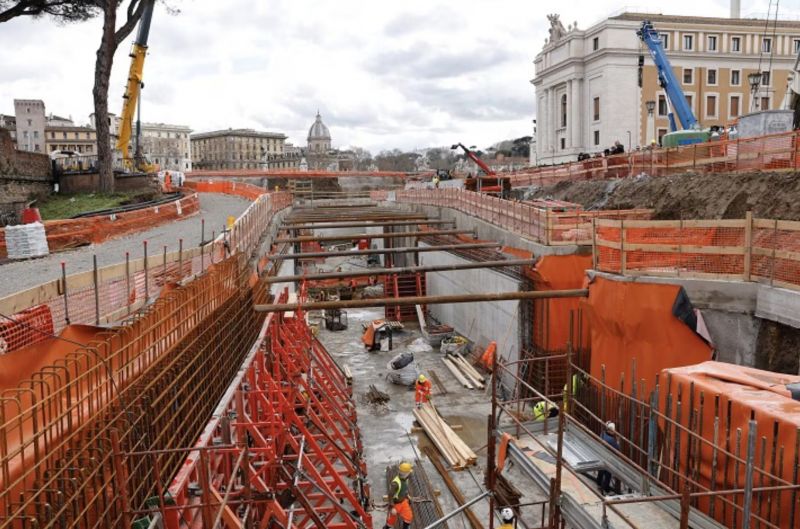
[596,422,621,495]
[385,462,414,529]
[415,374,432,408]
[498,507,515,529]
[562,372,584,410]
[531,399,558,421]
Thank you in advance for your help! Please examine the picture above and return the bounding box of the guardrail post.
[144,241,149,300]
[125,252,131,315]
[620,219,627,274]
[743,211,753,281]
[178,239,183,280]
[93,254,100,325]
[742,420,757,529]
[771,219,778,286]
[591,218,598,270]
[61,262,70,325]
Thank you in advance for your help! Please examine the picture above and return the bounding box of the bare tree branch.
[0,1,97,23]
[114,0,145,46]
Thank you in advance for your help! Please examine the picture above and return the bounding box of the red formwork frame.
[116,290,372,529]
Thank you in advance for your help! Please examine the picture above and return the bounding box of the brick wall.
[0,128,53,225]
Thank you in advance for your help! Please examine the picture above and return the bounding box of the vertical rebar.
[125,252,131,315]
[743,420,758,529]
[163,245,167,278]
[178,239,183,280]
[144,241,149,300]
[61,262,70,325]
[93,254,100,325]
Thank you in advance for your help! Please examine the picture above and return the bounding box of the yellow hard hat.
[418,374,427,383]
[399,462,413,473]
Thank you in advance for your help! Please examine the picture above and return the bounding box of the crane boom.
[637,20,698,131]
[116,0,156,166]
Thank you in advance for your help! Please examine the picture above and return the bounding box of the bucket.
[21,208,42,224]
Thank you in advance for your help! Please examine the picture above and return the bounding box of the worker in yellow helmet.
[385,462,414,529]
[531,399,558,421]
[415,374,432,408]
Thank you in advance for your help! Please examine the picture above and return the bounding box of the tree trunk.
[93,5,117,193]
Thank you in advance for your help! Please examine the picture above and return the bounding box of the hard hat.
[606,421,616,432]
[418,374,427,383]
[399,462,413,474]
[500,507,514,522]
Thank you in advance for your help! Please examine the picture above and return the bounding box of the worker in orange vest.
[415,374,432,408]
[384,462,414,529]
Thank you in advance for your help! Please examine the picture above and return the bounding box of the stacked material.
[5,222,49,260]
[441,353,484,389]
[413,403,476,469]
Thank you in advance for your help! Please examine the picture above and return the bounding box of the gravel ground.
[0,193,252,297]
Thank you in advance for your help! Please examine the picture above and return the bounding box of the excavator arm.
[116,0,156,170]
[451,142,495,176]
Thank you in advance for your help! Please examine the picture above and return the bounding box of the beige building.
[191,128,299,170]
[45,121,97,155]
[533,10,800,164]
[13,99,46,153]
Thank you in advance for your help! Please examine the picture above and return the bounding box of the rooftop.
[611,11,800,29]
[191,128,287,140]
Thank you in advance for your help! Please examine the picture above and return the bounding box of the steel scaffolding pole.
[274,229,475,244]
[267,242,502,261]
[283,219,453,230]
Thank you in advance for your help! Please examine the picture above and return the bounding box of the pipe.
[267,242,502,260]
[254,289,589,312]
[275,229,474,243]
[283,220,453,230]
[421,491,490,529]
[265,259,537,283]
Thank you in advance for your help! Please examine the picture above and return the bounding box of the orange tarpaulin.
[661,362,800,529]
[583,276,712,392]
[527,254,592,352]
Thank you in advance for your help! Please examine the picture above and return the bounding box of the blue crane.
[637,20,710,146]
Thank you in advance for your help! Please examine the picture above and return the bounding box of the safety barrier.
[594,213,800,290]
[0,189,292,355]
[507,130,800,188]
[375,188,652,246]
[0,193,200,258]
[0,187,292,527]
[183,179,267,200]
[187,168,424,179]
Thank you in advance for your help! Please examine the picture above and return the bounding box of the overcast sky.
[0,0,786,152]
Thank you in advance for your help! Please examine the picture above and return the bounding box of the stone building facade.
[13,99,46,153]
[191,128,299,170]
[533,11,800,164]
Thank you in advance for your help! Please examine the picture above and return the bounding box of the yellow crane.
[116,0,157,173]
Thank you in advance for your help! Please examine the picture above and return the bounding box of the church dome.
[307,112,331,141]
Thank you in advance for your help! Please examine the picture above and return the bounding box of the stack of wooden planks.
[412,403,477,469]
[441,353,485,390]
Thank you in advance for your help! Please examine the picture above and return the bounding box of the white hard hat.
[606,421,616,432]
[500,507,514,522]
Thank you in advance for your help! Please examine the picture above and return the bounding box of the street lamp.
[748,72,762,111]
[645,100,656,115]
[645,100,656,146]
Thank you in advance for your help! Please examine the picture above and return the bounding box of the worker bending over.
[385,462,414,529]
[498,507,515,528]
[415,374,432,408]
[531,399,558,421]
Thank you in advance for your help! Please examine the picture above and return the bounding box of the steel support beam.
[282,220,453,230]
[275,229,474,244]
[267,243,501,261]
[285,215,429,222]
[254,289,589,312]
[265,259,537,283]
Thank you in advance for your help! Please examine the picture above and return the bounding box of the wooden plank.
[601,218,745,229]
[753,218,800,231]
[744,211,753,282]
[450,355,485,389]
[429,369,448,395]
[442,357,473,389]
[413,406,462,467]
[621,243,745,255]
[752,246,800,262]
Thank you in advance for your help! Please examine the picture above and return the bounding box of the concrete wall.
[59,172,155,194]
[0,128,53,225]
[420,244,521,362]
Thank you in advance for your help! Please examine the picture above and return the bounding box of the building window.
[761,71,771,86]
[762,38,772,53]
[683,68,693,84]
[593,130,600,146]
[27,119,31,126]
[686,94,693,111]
[761,96,770,110]
[658,128,668,142]
[34,144,40,152]
[731,69,741,86]
[592,37,599,51]
[593,97,600,121]
[795,39,800,54]
[560,138,566,150]
[707,69,717,85]
[706,95,717,118]
[660,33,669,50]
[730,95,741,118]
[560,94,567,127]
[707,35,717,51]
[33,131,38,139]
[62,132,67,139]
[23,131,28,139]
[683,34,693,50]
[732,36,741,52]
[658,95,668,116]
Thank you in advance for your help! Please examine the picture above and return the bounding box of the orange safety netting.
[0,194,200,258]
[661,361,800,529]
[507,130,800,188]
[583,276,712,393]
[183,180,267,200]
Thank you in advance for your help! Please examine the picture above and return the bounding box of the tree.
[349,146,373,170]
[0,1,96,23]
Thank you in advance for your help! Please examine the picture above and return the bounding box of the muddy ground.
[515,171,800,220]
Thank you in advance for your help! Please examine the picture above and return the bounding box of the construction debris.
[413,403,477,469]
[365,384,390,405]
[428,369,447,395]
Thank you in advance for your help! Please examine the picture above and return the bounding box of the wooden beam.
[274,229,475,244]
[254,289,589,312]
[422,446,485,529]
[282,220,453,230]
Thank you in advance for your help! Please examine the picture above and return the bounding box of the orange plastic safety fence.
[506,130,800,187]
[183,180,267,200]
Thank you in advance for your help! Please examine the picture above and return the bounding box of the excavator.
[450,142,510,198]
[116,0,158,174]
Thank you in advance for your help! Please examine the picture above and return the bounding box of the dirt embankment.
[516,171,800,220]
